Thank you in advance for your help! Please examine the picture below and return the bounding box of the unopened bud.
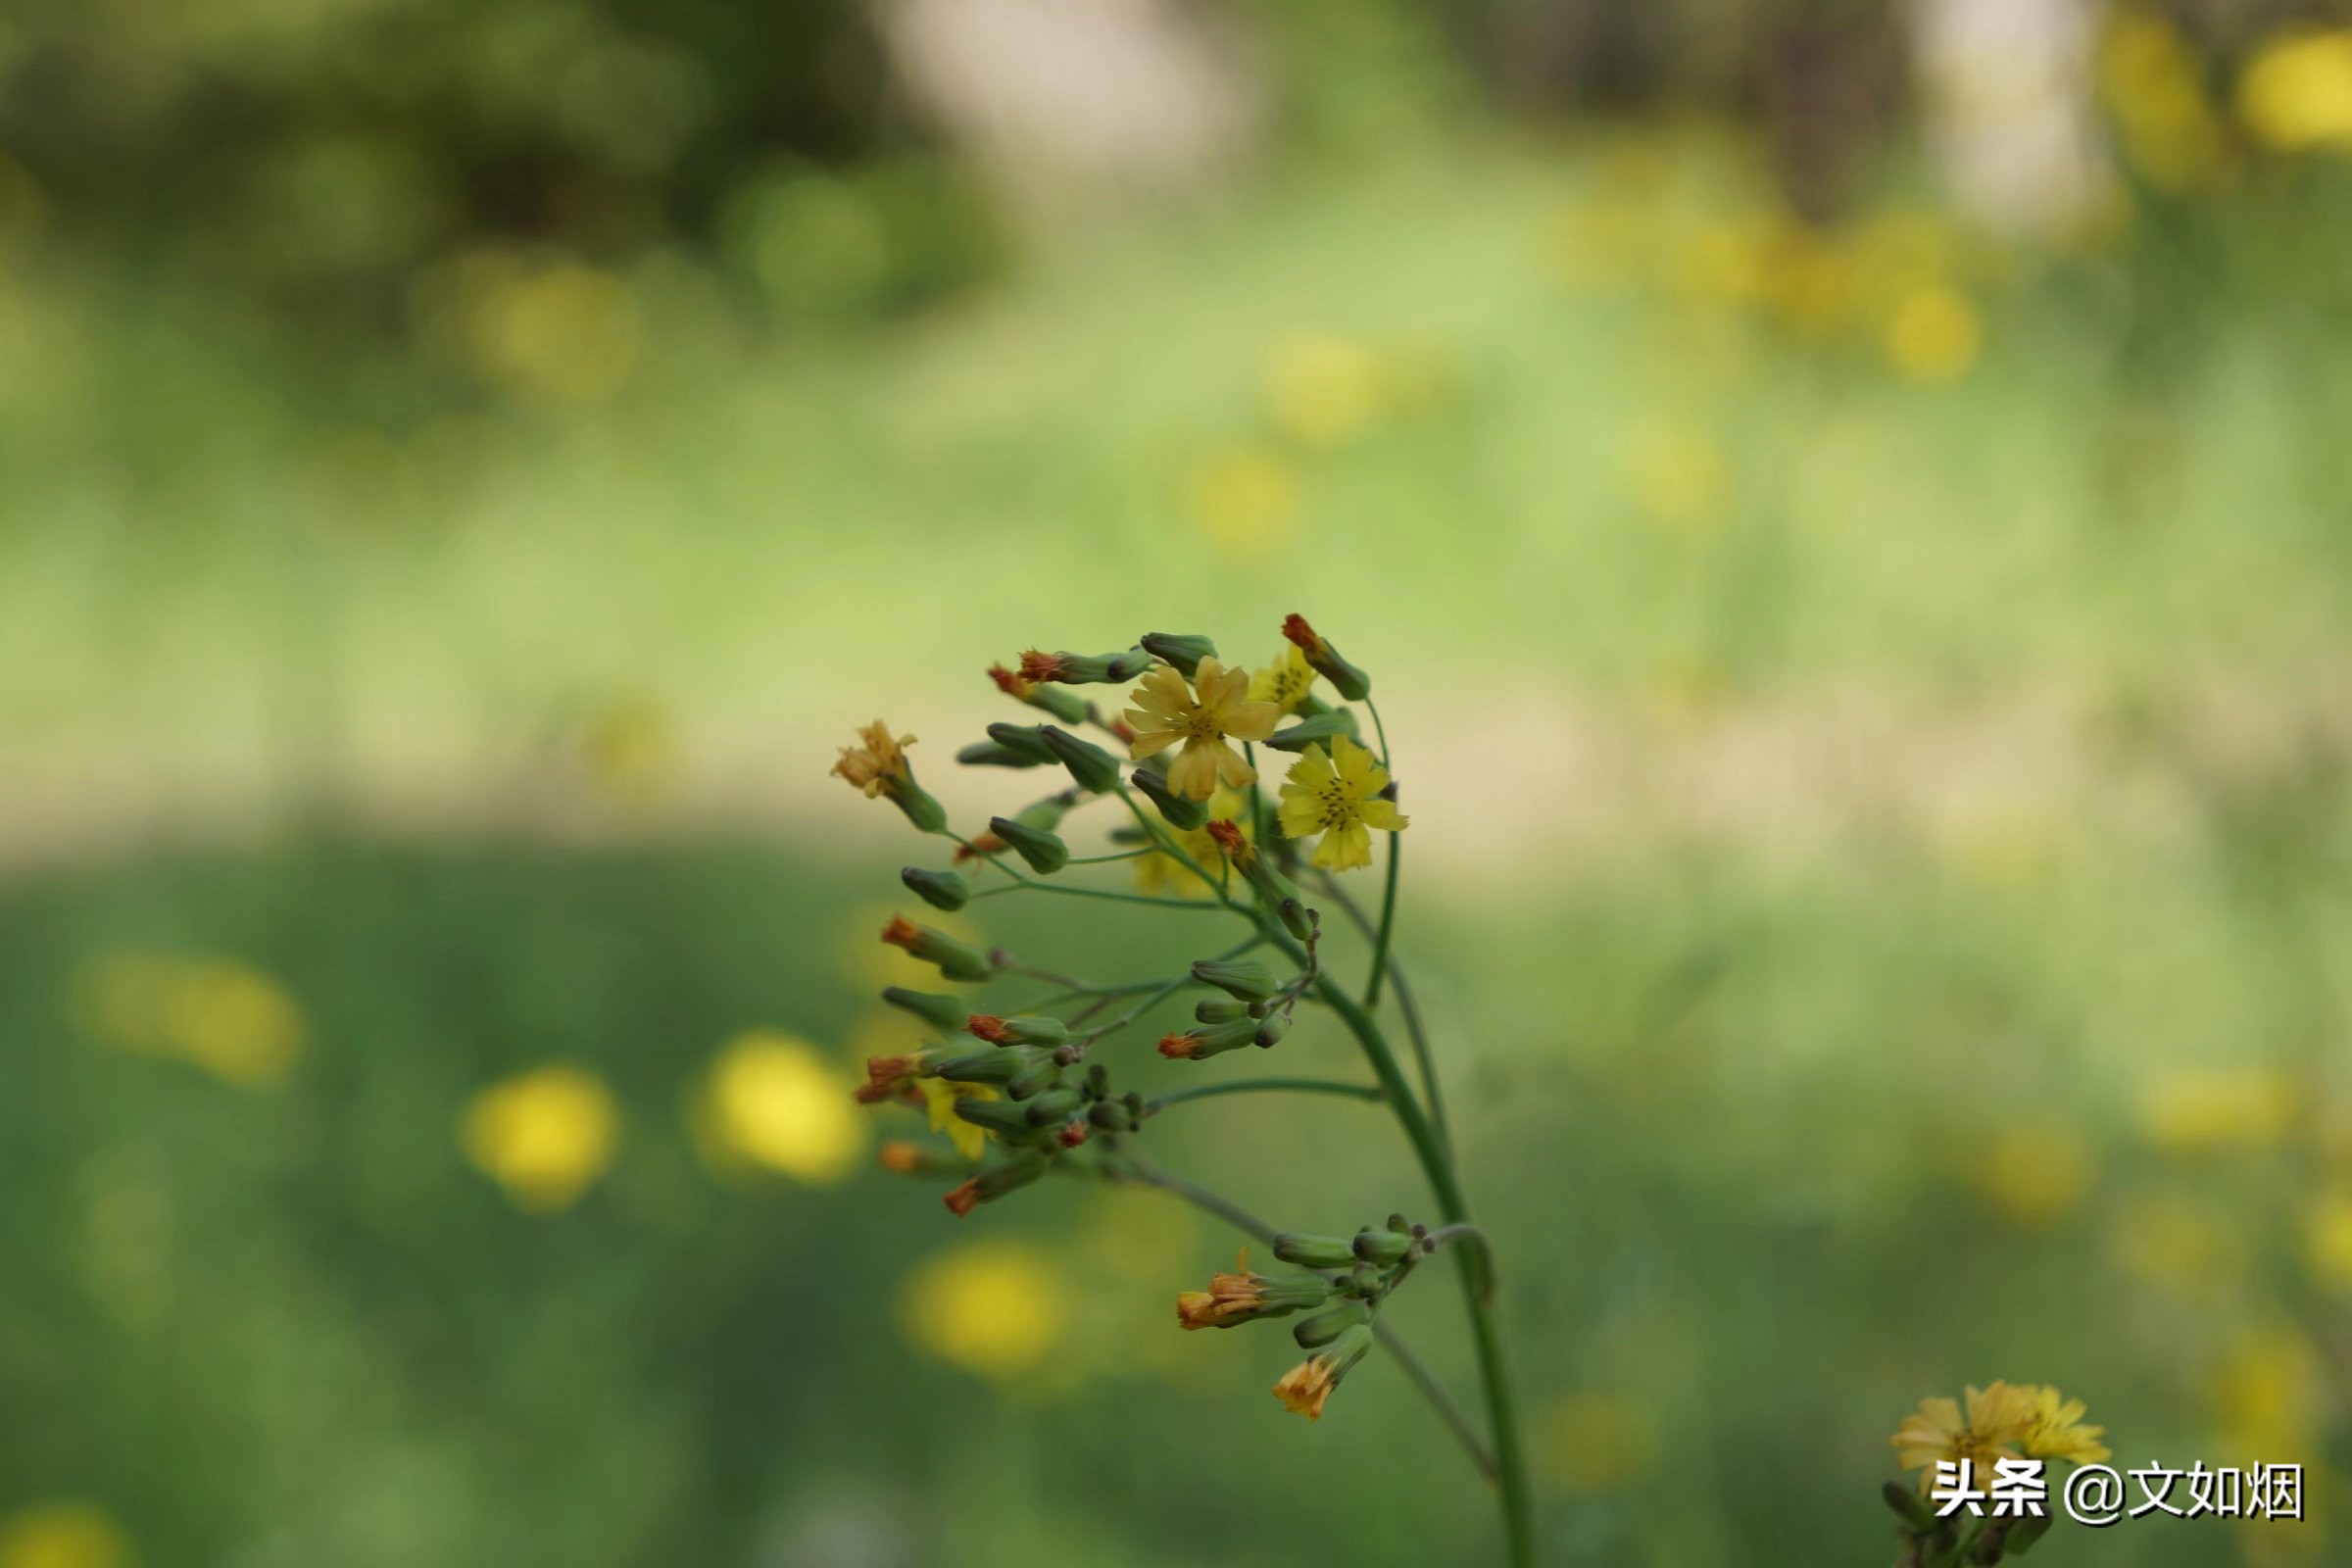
[1019,648,1152,686]
[1088,1099,1136,1132]
[956,740,1043,769]
[1156,1017,1258,1060]
[989,662,1092,723]
[1281,613,1370,702]
[966,1013,1070,1048]
[900,866,970,911]
[882,987,968,1032]
[1351,1227,1411,1265]
[953,1096,1044,1138]
[1253,1011,1291,1048]
[1882,1481,1936,1532]
[983,722,1061,765]
[1129,765,1208,829]
[1195,998,1252,1024]
[1021,1088,1084,1126]
[943,1151,1050,1216]
[988,815,1070,874]
[880,915,992,983]
[1139,632,1218,677]
[1290,1301,1369,1349]
[1191,957,1284,1002]
[932,1046,1057,1095]
[1038,725,1122,793]
[1056,1117,1091,1149]
[1272,1233,1357,1270]
[1204,821,1314,939]
[1263,712,1358,753]
[878,1140,971,1177]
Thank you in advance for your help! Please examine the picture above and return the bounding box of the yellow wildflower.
[459,1063,619,1213]
[2018,1386,2110,1463]
[1890,1382,2038,1491]
[697,1031,866,1184]
[1248,645,1317,713]
[831,719,914,798]
[1277,735,1407,871]
[1271,1323,1373,1421]
[1124,657,1279,801]
[2238,29,2352,153]
[919,1076,994,1162]
[0,1503,131,1568]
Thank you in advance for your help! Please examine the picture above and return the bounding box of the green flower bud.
[956,740,1043,769]
[1881,1481,1936,1532]
[1191,957,1283,1002]
[988,814,1070,874]
[880,916,993,983]
[890,776,949,834]
[1290,1300,1369,1349]
[984,722,1062,765]
[1351,1227,1411,1265]
[1129,765,1208,830]
[1010,794,1072,831]
[1139,632,1218,677]
[1272,1233,1357,1270]
[944,1151,1050,1216]
[966,1013,1070,1048]
[932,1046,1054,1088]
[1263,712,1359,753]
[1038,725,1122,793]
[900,866,970,911]
[1195,998,1252,1024]
[1157,1017,1259,1060]
[1281,613,1370,702]
[1019,649,1152,685]
[952,1095,1043,1136]
[882,987,969,1034]
[1087,1098,1137,1132]
[1021,1088,1085,1126]
[1253,1011,1291,1049]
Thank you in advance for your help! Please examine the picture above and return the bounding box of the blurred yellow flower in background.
[2107,1190,2248,1291]
[1541,1390,1657,1494]
[2100,13,2230,193]
[1883,284,1984,384]
[0,1503,130,1568]
[74,953,306,1089]
[1262,332,1384,449]
[2238,30,2352,153]
[471,263,641,406]
[1078,1187,1198,1285]
[2212,1327,2323,1463]
[1184,444,1298,558]
[2137,1067,2297,1152]
[898,1239,1067,1381]
[579,697,679,808]
[916,1076,994,1162]
[1627,423,1729,533]
[1134,786,1250,900]
[696,1031,866,1184]
[460,1063,620,1213]
[1971,1116,2097,1228]
[2303,1192,2352,1293]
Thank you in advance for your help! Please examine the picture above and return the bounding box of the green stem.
[1363,699,1402,1009]
[970,879,1225,911]
[1144,1077,1385,1115]
[1316,869,1450,1157]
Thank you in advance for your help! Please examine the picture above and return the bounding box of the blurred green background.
[4,0,2351,1563]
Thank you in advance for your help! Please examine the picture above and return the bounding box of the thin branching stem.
[1144,1077,1385,1115]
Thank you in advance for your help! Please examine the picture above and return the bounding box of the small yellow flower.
[696,1031,866,1184]
[1272,1355,1340,1419]
[459,1063,619,1213]
[2018,1385,2110,1463]
[831,719,914,798]
[1890,1382,2037,1491]
[1175,1249,1271,1331]
[1248,645,1317,713]
[1124,658,1279,801]
[1277,735,1407,871]
[919,1076,995,1162]
[0,1502,132,1568]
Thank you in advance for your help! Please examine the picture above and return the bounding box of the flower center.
[1316,779,1357,831]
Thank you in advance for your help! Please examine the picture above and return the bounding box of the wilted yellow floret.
[699,1032,866,1183]
[74,952,306,1089]
[2137,1067,2297,1152]
[2239,29,2352,152]
[1883,285,1984,383]
[460,1063,620,1213]
[831,719,914,798]
[899,1239,1067,1381]
[0,1502,131,1568]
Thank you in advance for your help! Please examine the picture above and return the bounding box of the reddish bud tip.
[1157,1032,1198,1059]
[944,1179,982,1217]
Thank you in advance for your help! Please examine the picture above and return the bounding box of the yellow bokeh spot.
[2137,1068,2298,1153]
[2239,29,2352,153]
[0,1503,130,1568]
[581,698,678,808]
[2107,1191,2247,1289]
[698,1031,866,1184]
[1078,1186,1199,1285]
[1183,445,1298,558]
[1540,1391,1656,1494]
[2212,1328,2324,1463]
[1883,285,1984,384]
[898,1239,1067,1382]
[2100,13,2230,192]
[472,264,641,406]
[460,1063,620,1213]
[74,953,306,1089]
[1628,425,1729,533]
[2304,1192,2352,1293]
[1971,1117,2097,1228]
[1262,332,1385,450]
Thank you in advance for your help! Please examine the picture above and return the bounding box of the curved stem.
[1097,1151,1495,1481]
[1363,700,1401,1009]
[1315,870,1450,1156]
[1145,1077,1385,1115]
